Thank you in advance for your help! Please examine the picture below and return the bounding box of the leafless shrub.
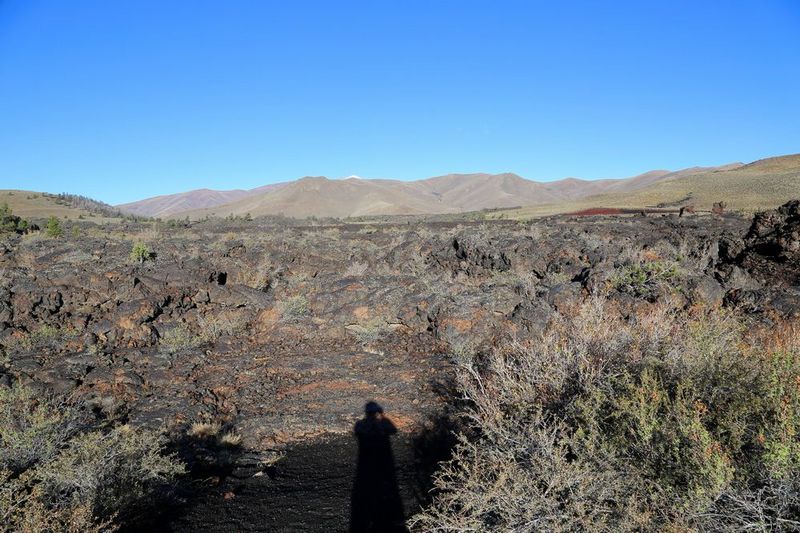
[697,477,800,531]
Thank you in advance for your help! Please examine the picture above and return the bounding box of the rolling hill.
[0,190,127,222]
[491,154,800,219]
[116,182,288,218]
[161,168,721,220]
[178,177,456,219]
[113,153,799,220]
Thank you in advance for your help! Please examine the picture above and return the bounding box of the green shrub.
[45,216,63,238]
[347,317,392,346]
[0,385,79,475]
[130,241,150,264]
[0,203,29,234]
[35,425,184,523]
[4,324,79,353]
[278,295,310,321]
[412,300,800,531]
[159,323,202,353]
[614,260,679,298]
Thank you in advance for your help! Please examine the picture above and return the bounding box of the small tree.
[0,203,18,233]
[130,242,150,264]
[45,216,62,238]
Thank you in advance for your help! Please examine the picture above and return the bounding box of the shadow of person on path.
[350,401,408,533]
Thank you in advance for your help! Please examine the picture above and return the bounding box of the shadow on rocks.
[137,425,245,533]
[350,402,458,533]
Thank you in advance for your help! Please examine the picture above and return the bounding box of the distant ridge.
[118,169,694,219]
[116,182,288,218]
[114,154,799,219]
[165,167,733,220]
[492,154,800,219]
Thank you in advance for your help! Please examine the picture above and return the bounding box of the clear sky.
[1,0,799,205]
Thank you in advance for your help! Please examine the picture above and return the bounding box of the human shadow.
[350,401,408,533]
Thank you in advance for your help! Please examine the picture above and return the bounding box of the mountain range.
[112,154,799,219]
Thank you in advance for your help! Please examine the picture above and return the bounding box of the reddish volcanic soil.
[567,207,627,216]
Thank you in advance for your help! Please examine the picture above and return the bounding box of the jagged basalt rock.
[721,200,800,285]
[0,208,799,530]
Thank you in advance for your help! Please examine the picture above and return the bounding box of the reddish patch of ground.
[568,207,626,216]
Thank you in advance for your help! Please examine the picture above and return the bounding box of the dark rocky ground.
[2,202,800,530]
[162,429,451,532]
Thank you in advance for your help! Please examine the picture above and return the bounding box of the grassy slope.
[490,154,800,219]
[0,190,118,222]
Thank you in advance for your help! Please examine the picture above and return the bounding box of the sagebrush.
[412,300,800,531]
[0,384,184,532]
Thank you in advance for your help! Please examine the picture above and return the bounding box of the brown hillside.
[174,169,688,220]
[494,155,800,219]
[116,183,288,218]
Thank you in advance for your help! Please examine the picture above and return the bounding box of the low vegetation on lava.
[1,202,800,530]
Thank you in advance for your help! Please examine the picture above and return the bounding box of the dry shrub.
[277,295,310,321]
[219,431,242,447]
[198,311,249,341]
[412,299,800,531]
[0,384,184,532]
[240,264,272,291]
[187,422,241,447]
[344,261,369,277]
[347,317,393,346]
[187,422,222,439]
[4,324,79,353]
[159,323,202,353]
[183,421,242,473]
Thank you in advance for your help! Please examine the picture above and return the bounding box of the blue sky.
[1,0,799,205]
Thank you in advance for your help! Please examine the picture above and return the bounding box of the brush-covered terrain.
[0,191,135,223]
[2,203,800,531]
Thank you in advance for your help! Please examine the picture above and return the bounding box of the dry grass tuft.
[344,261,369,277]
[219,432,242,447]
[187,422,222,439]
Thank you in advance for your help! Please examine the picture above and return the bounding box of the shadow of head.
[364,400,383,416]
